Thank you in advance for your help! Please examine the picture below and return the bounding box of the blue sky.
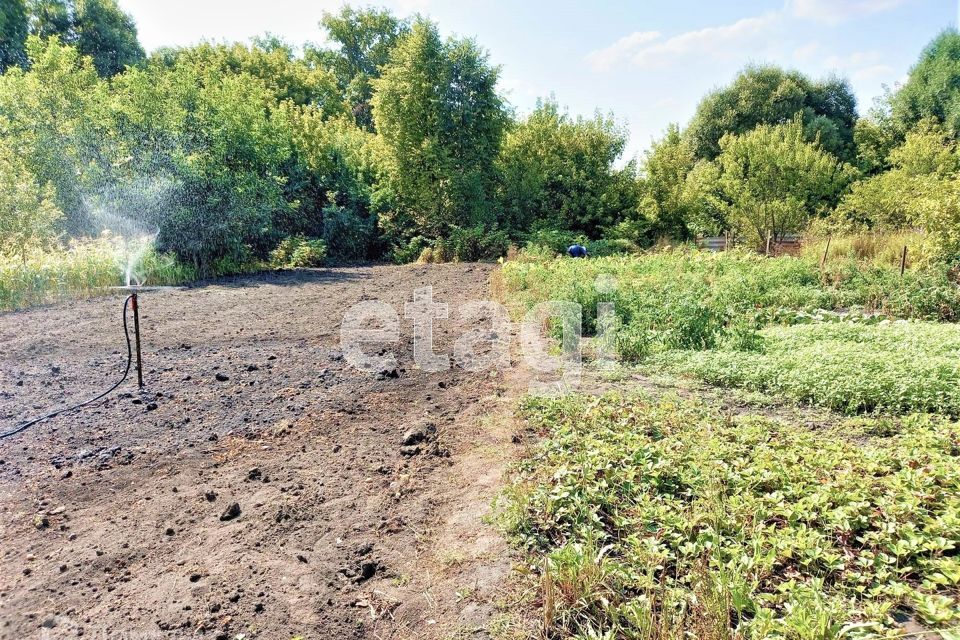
[121,0,957,160]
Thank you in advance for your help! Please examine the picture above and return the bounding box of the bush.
[448,225,509,261]
[269,235,327,268]
[321,205,375,261]
[392,236,430,264]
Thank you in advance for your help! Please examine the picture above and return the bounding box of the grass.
[0,234,270,311]
[502,393,960,639]
[653,321,960,416]
[501,248,960,358]
[0,234,196,311]
[502,245,960,415]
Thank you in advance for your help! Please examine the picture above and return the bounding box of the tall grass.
[802,230,937,270]
[0,235,196,311]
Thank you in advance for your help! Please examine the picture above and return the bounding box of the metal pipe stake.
[132,292,144,388]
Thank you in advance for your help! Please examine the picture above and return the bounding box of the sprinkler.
[0,283,181,440]
[113,286,147,388]
[110,285,169,389]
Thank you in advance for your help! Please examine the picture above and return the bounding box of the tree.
[0,0,29,72]
[0,132,63,263]
[681,160,726,237]
[639,124,696,239]
[26,0,144,76]
[715,117,852,249]
[27,0,72,40]
[73,0,144,76]
[0,36,105,233]
[685,65,857,162]
[838,120,960,229]
[156,42,343,114]
[892,29,960,135]
[498,99,638,238]
[853,93,900,174]
[371,18,507,251]
[313,7,408,129]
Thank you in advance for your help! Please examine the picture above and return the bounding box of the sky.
[121,0,958,161]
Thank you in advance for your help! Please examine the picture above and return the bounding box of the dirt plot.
[0,264,527,639]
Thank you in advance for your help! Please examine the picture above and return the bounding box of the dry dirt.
[0,264,531,640]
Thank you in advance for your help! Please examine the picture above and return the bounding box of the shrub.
[269,235,327,268]
[322,205,374,261]
[448,225,509,261]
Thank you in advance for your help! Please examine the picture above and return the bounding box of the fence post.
[820,235,831,272]
[900,245,908,276]
[765,231,772,256]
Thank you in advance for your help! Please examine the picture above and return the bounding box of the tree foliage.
[0,131,62,263]
[372,18,507,253]
[499,99,638,238]
[0,0,29,72]
[639,124,696,240]
[893,29,960,135]
[686,65,857,162]
[715,117,852,248]
[312,7,408,130]
[25,0,144,76]
[7,7,960,272]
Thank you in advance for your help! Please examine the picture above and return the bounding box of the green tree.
[892,30,960,135]
[639,124,696,239]
[313,6,408,130]
[155,41,343,113]
[26,0,144,76]
[0,36,105,233]
[498,99,638,238]
[0,0,29,71]
[838,120,960,229]
[853,93,900,174]
[371,18,507,252]
[27,0,72,39]
[0,132,63,263]
[681,160,726,237]
[73,0,144,76]
[716,117,852,249]
[686,65,857,162]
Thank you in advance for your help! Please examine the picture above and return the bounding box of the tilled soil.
[0,264,524,639]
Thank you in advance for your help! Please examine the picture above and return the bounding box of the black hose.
[0,294,135,441]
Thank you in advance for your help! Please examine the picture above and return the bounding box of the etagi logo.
[339,276,618,393]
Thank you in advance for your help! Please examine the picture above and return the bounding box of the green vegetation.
[503,394,960,638]
[654,322,960,415]
[0,235,195,310]
[685,65,857,162]
[2,8,960,305]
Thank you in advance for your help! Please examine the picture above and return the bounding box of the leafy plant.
[503,394,960,638]
[269,235,327,269]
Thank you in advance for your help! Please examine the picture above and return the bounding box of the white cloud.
[792,41,821,61]
[585,30,662,72]
[789,0,910,25]
[822,50,897,85]
[625,14,781,69]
